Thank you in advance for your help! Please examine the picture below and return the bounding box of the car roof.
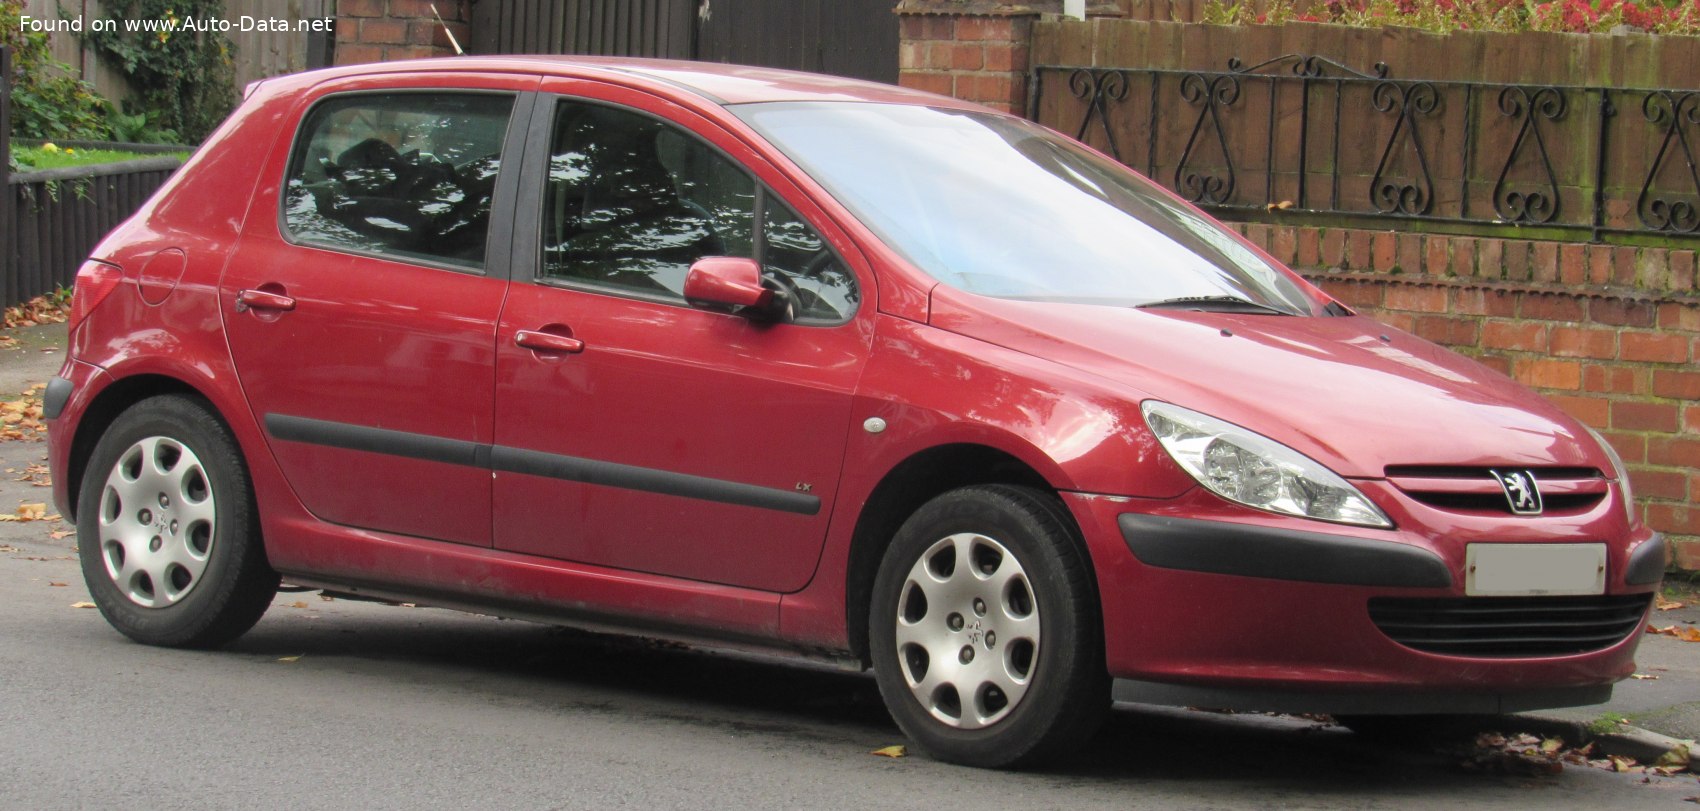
[280,55,983,110]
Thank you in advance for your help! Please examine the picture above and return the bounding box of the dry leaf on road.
[869,745,907,758]
[1657,598,1686,611]
[70,602,95,609]
[277,655,303,663]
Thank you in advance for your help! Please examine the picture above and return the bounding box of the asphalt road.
[2,330,1696,809]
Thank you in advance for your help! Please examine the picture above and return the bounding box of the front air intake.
[1369,594,1651,657]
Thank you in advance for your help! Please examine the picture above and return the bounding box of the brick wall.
[334,0,471,65]
[1235,222,1700,569]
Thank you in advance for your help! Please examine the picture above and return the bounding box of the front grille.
[1385,466,1607,516]
[1369,594,1651,657]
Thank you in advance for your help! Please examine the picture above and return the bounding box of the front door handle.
[235,289,297,313]
[515,329,585,354]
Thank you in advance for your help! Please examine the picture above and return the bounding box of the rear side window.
[283,93,515,269]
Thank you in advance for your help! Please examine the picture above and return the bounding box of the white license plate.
[1465,543,1607,597]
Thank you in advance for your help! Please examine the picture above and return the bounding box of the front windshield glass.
[733,102,1318,314]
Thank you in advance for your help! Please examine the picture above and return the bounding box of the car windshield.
[733,102,1319,315]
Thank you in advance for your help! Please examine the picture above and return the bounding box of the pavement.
[3,318,1696,773]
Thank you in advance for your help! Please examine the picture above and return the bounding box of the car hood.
[928,287,1603,478]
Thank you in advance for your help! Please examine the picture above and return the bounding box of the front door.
[491,89,871,591]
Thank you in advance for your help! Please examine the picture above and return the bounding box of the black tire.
[869,485,1108,768]
[76,395,278,648]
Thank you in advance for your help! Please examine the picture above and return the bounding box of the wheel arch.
[64,374,224,522]
[842,442,1094,666]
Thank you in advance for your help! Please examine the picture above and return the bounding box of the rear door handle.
[515,330,585,354]
[235,289,297,312]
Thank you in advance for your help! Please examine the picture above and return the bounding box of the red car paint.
[49,57,1660,711]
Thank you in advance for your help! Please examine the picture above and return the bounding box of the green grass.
[11,145,189,172]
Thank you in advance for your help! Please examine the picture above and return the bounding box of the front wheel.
[77,395,278,648]
[869,485,1108,768]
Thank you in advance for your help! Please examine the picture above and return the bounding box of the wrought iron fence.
[1031,56,1700,245]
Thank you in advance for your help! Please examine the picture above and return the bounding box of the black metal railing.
[1032,56,1700,245]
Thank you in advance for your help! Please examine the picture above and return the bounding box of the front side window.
[542,100,857,323]
[284,93,515,269]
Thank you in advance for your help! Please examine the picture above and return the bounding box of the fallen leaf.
[1540,737,1563,755]
[48,530,72,540]
[1631,673,1660,680]
[47,581,66,587]
[15,503,46,521]
[277,655,303,663]
[289,601,308,609]
[1655,745,1693,769]
[70,601,95,608]
[1658,598,1687,611]
[0,544,17,552]
[1609,755,1640,773]
[319,594,335,602]
[870,745,907,758]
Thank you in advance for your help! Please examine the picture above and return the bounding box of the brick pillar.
[895,1,1119,115]
[335,0,472,66]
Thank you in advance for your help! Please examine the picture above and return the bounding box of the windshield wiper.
[1135,295,1292,315]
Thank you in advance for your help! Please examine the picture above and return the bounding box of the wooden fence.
[3,46,182,306]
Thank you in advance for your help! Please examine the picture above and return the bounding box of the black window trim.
[276,88,537,282]
[511,92,861,327]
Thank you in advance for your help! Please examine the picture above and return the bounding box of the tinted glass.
[542,100,857,323]
[735,102,1320,315]
[284,93,514,269]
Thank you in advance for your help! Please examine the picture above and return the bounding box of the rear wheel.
[77,395,278,648]
[869,485,1108,768]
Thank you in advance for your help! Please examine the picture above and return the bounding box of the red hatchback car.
[48,57,1664,768]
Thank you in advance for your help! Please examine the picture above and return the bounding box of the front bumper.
[1068,486,1661,713]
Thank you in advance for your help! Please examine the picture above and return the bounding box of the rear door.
[490,81,873,591]
[221,74,536,546]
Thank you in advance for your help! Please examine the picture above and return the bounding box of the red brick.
[1452,287,1516,317]
[388,0,458,18]
[1271,227,1298,265]
[1621,332,1691,364]
[1647,504,1700,536]
[1559,243,1587,285]
[1588,245,1614,286]
[335,16,359,40]
[1613,246,1638,287]
[358,19,409,45]
[1603,431,1647,463]
[1550,395,1610,428]
[1676,540,1700,572]
[922,42,952,69]
[432,22,469,50]
[1504,240,1531,281]
[1532,241,1560,283]
[1583,364,1642,395]
[1478,238,1504,279]
[1384,285,1448,313]
[1548,326,1616,359]
[1244,223,1271,250]
[384,45,439,60]
[1516,358,1582,390]
[1648,437,1700,469]
[1660,302,1700,332]
[1372,232,1397,272]
[982,43,1027,72]
[1321,229,1346,269]
[1613,401,1680,432]
[1378,312,1417,332]
[1637,248,1669,289]
[917,16,955,39]
[1324,280,1383,309]
[1347,230,1372,271]
[1425,237,1451,276]
[1478,354,1513,375]
[1654,370,1700,400]
[1630,468,1689,501]
[1590,298,1657,327]
[406,20,436,47]
[957,16,1017,41]
[1672,250,1697,293]
[1450,238,1477,279]
[1296,228,1321,269]
[334,43,384,65]
[1482,320,1548,352]
[339,0,385,16]
[1398,233,1423,275]
[950,43,985,70]
[898,72,953,95]
[1688,404,1700,434]
[1414,315,1479,347]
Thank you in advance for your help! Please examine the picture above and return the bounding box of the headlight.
[1141,401,1392,528]
[1586,427,1637,526]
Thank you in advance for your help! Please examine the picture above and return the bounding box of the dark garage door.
[468,0,898,85]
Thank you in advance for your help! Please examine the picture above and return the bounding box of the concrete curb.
[1512,714,1698,771]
